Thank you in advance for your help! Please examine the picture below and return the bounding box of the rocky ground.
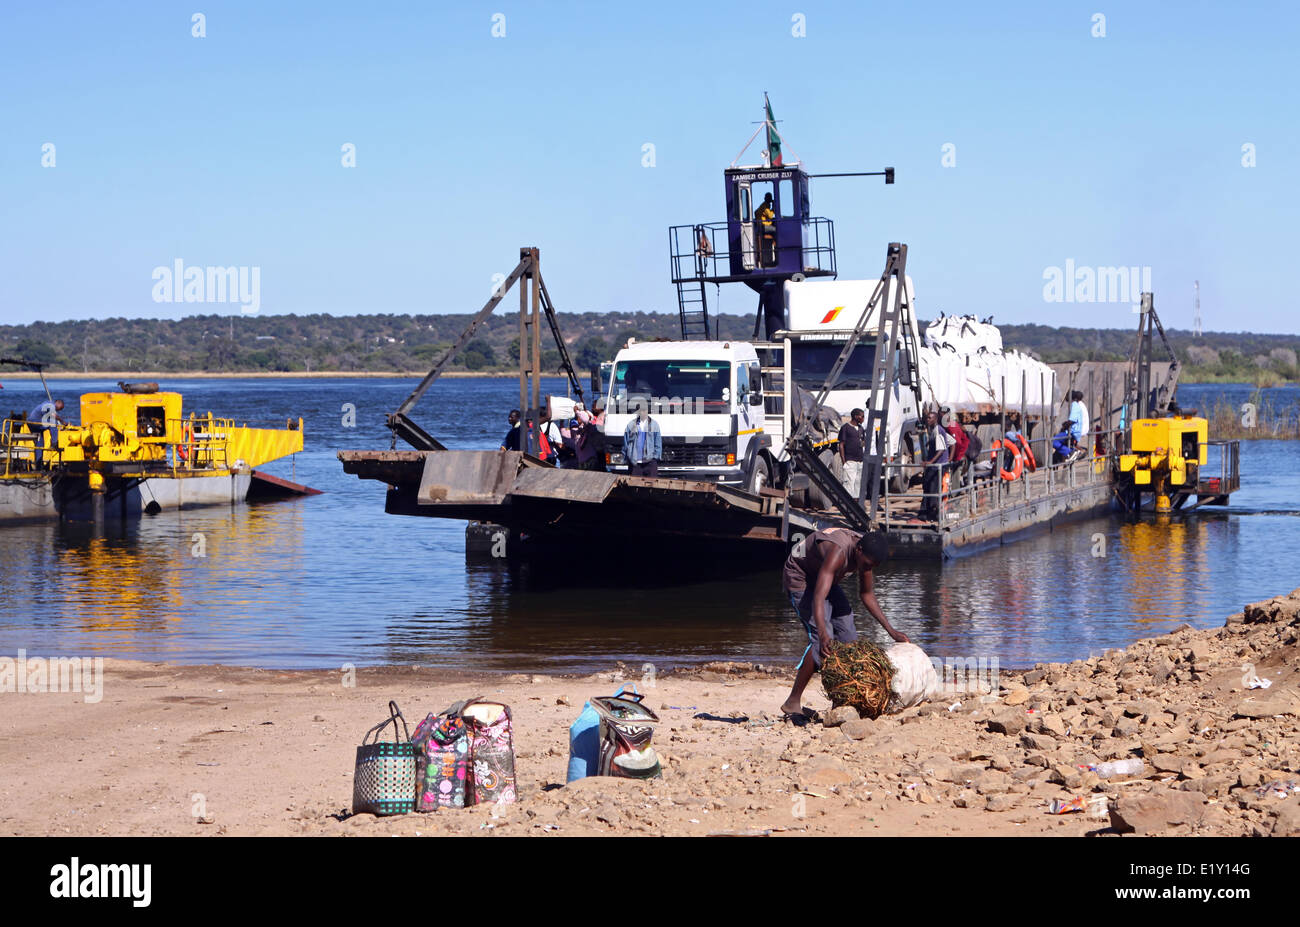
[2,587,1297,837]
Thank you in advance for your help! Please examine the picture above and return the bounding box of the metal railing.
[1200,439,1240,496]
[1,418,46,478]
[669,219,837,282]
[848,429,1125,528]
[1,414,237,478]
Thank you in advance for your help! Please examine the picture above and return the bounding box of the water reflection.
[0,379,1297,671]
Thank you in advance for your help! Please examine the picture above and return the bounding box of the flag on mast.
[764,93,782,167]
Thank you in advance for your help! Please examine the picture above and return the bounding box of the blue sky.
[2,1,1296,333]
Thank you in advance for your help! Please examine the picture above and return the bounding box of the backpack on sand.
[590,689,662,780]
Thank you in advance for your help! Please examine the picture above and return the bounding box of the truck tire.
[808,448,843,510]
[745,454,772,495]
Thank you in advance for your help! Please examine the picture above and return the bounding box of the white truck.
[602,339,774,492]
[772,276,922,466]
[600,275,1052,503]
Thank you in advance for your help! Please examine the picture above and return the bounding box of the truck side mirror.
[749,390,762,406]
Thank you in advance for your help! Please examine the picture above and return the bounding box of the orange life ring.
[1015,433,1037,471]
[991,438,1023,481]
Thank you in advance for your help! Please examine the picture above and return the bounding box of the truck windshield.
[611,360,732,412]
[790,343,877,391]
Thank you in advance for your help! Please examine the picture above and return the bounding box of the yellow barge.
[1,382,309,523]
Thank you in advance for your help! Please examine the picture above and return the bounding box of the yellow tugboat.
[1,373,310,523]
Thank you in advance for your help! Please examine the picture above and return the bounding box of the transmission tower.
[1193,280,1201,337]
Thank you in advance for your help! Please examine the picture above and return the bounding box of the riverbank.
[2,588,1296,837]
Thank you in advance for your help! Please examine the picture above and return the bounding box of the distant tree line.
[1,312,1296,384]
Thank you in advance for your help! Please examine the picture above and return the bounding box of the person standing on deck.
[499,409,521,451]
[756,193,777,267]
[945,415,970,488]
[1069,391,1090,458]
[779,527,907,719]
[537,407,563,465]
[623,405,662,477]
[27,398,68,467]
[837,408,866,499]
[918,408,950,522]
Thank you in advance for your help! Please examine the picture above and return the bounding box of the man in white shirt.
[1068,391,1090,459]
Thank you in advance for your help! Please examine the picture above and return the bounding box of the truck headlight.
[707,453,727,466]
[608,452,625,465]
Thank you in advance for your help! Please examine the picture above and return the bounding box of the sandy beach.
[2,587,1297,838]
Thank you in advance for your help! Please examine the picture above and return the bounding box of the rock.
[799,759,854,791]
[1025,754,1050,768]
[1151,754,1190,775]
[987,711,1027,735]
[1035,715,1067,737]
[989,754,1012,772]
[1024,669,1046,686]
[824,706,860,728]
[1185,642,1212,665]
[1109,791,1208,835]
[1272,800,1300,837]
[840,719,875,740]
[1004,687,1030,706]
[1124,700,1161,721]
[939,764,984,785]
[1048,764,1084,789]
[985,794,1017,813]
[972,770,1013,795]
[953,790,976,808]
[1235,694,1299,720]
[1190,743,1232,764]
[1020,732,1057,752]
[1112,717,1140,737]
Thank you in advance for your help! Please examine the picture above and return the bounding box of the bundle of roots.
[821,639,895,719]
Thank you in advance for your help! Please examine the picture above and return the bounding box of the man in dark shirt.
[837,408,865,499]
[499,410,521,451]
[779,527,908,719]
[918,409,950,521]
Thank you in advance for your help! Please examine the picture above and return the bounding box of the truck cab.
[776,276,923,463]
[603,340,773,491]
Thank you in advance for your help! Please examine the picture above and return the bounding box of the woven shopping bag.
[352,700,417,816]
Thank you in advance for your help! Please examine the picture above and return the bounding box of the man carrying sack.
[779,527,909,720]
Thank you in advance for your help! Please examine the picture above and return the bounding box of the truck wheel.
[808,448,843,510]
[746,454,772,494]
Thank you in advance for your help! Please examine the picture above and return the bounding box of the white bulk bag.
[886,642,940,712]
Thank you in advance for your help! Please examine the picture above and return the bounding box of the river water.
[1,378,1297,672]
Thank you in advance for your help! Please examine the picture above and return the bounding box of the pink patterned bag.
[412,698,516,809]
[462,700,517,806]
